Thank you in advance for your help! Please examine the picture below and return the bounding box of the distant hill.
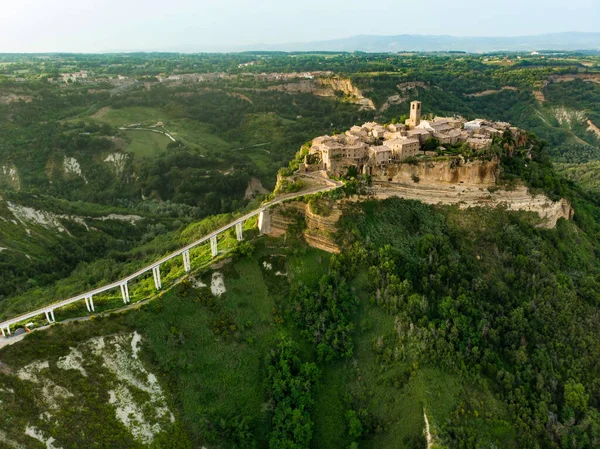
[244,32,600,53]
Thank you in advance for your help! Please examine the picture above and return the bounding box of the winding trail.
[424,409,433,449]
[118,127,176,141]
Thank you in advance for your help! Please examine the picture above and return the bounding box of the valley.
[0,51,600,449]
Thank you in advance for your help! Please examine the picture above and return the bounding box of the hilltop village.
[304,101,525,176]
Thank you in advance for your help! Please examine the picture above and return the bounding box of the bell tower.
[409,100,422,128]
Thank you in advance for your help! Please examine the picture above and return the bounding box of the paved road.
[0,173,341,335]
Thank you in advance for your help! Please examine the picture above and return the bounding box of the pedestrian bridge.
[0,175,340,337]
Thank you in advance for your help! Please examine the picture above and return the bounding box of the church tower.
[409,100,422,128]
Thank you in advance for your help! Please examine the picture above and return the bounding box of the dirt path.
[118,127,176,142]
[424,409,433,449]
[535,109,553,126]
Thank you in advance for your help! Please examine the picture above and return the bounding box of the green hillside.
[1,52,600,449]
[3,182,600,447]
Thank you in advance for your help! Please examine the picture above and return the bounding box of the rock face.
[268,201,342,253]
[304,203,343,253]
[542,197,575,228]
[267,158,573,250]
[372,159,499,186]
[587,119,600,139]
[318,77,376,110]
[268,77,375,110]
[0,164,20,190]
[371,183,573,228]
[268,202,304,237]
[245,177,268,200]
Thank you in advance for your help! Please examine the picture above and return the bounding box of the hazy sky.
[0,0,599,52]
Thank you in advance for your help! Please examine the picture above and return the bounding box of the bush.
[275,179,304,194]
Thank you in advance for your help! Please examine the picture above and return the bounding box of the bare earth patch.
[0,93,33,105]
[91,106,111,119]
[465,86,518,97]
[210,272,227,296]
[245,177,269,199]
[211,272,226,297]
[12,332,174,446]
[533,90,546,102]
[587,119,600,139]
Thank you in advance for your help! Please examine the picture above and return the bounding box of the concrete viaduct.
[0,175,341,337]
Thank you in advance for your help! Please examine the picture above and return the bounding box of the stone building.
[384,137,421,159]
[406,128,432,144]
[464,119,486,131]
[369,146,392,165]
[467,137,493,150]
[306,101,518,175]
[407,100,422,127]
[434,128,465,145]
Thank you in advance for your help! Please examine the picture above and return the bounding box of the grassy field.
[120,129,171,158]
[132,237,317,447]
[91,106,170,127]
[167,118,232,152]
[89,107,235,158]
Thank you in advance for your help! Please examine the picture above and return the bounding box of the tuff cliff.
[268,200,342,253]
[367,157,573,228]
[371,158,499,186]
[370,182,573,229]
[267,77,375,110]
[317,77,376,110]
[269,160,573,253]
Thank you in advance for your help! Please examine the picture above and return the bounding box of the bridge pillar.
[85,296,95,312]
[152,266,162,290]
[45,310,55,324]
[1,327,9,337]
[120,282,130,304]
[235,222,244,241]
[182,250,191,272]
[210,236,218,257]
[258,209,271,235]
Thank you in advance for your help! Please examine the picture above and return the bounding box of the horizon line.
[2,31,600,55]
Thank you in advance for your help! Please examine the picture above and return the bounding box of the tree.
[564,380,589,414]
[422,137,440,152]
